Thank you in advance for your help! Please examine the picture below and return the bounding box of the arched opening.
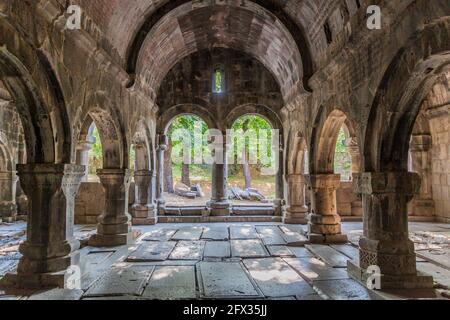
[228,114,277,205]
[162,114,212,209]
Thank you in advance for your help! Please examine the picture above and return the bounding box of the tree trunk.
[181,163,191,187]
[164,138,174,193]
[242,149,252,189]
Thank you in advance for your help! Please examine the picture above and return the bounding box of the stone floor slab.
[305,245,350,268]
[231,239,268,258]
[201,227,229,241]
[127,242,176,262]
[142,228,178,242]
[278,226,308,246]
[243,258,316,298]
[169,241,205,260]
[172,227,204,241]
[198,262,260,298]
[417,248,450,270]
[256,226,286,245]
[84,265,153,297]
[266,245,294,257]
[284,258,350,282]
[142,266,197,300]
[330,244,360,262]
[416,262,450,288]
[28,289,84,300]
[230,226,259,240]
[313,279,382,300]
[289,247,314,258]
[204,241,231,258]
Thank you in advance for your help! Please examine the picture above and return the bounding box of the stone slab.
[141,228,177,242]
[279,225,306,235]
[84,265,153,297]
[256,226,286,245]
[198,262,260,298]
[243,258,316,298]
[330,244,360,262]
[230,226,259,240]
[171,227,204,241]
[204,241,231,258]
[169,241,205,260]
[288,247,314,258]
[416,248,450,270]
[305,244,350,268]
[284,258,350,282]
[126,242,176,262]
[28,289,84,300]
[313,279,381,300]
[142,266,197,300]
[416,262,450,288]
[231,240,268,258]
[266,245,294,257]
[278,226,308,246]
[201,227,229,241]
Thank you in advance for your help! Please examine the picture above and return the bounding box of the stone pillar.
[75,140,94,182]
[131,170,157,225]
[0,164,84,289]
[89,169,133,247]
[348,172,433,289]
[0,171,18,222]
[273,146,285,217]
[208,136,231,216]
[284,174,308,224]
[306,174,348,243]
[346,138,363,217]
[156,135,168,213]
[409,135,435,217]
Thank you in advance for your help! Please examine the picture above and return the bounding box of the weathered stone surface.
[243,258,315,298]
[266,246,294,257]
[204,241,231,259]
[201,227,229,241]
[313,279,382,300]
[127,242,176,262]
[256,226,286,245]
[305,245,350,268]
[416,262,450,288]
[169,241,205,260]
[28,289,84,301]
[142,266,197,300]
[141,228,177,242]
[172,227,204,241]
[284,258,350,282]
[231,240,268,258]
[331,244,360,262]
[289,247,315,258]
[230,226,259,240]
[198,262,260,298]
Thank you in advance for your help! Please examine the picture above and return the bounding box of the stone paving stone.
[169,241,205,260]
[28,289,84,300]
[142,266,197,300]
[127,242,176,262]
[416,262,450,288]
[330,244,359,262]
[201,227,229,241]
[230,226,259,240]
[83,250,116,268]
[279,225,306,235]
[243,258,316,298]
[84,265,154,297]
[313,279,382,300]
[278,226,308,246]
[142,228,178,242]
[416,248,450,270]
[283,258,350,282]
[198,262,261,298]
[231,239,268,258]
[83,295,138,300]
[305,244,350,268]
[172,227,204,241]
[256,226,286,245]
[266,245,294,257]
[204,241,231,258]
[289,247,314,258]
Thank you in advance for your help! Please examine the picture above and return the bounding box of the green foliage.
[334,127,352,180]
[88,126,103,176]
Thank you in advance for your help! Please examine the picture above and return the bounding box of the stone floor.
[0,221,449,300]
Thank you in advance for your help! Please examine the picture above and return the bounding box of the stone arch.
[131,119,154,171]
[0,26,72,164]
[74,93,128,169]
[158,103,218,134]
[225,104,283,131]
[0,139,13,172]
[287,131,307,176]
[309,108,360,174]
[364,18,450,172]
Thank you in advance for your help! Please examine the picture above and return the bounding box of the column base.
[347,260,434,290]
[88,232,133,247]
[284,206,308,224]
[131,205,157,225]
[307,213,347,243]
[132,217,158,225]
[308,233,348,244]
[208,200,231,216]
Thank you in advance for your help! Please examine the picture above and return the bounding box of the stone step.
[232,206,275,216]
[157,216,282,223]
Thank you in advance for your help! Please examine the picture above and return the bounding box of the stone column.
[75,140,94,182]
[131,170,157,225]
[409,135,435,217]
[208,135,231,216]
[348,172,433,289]
[284,174,308,224]
[89,169,133,247]
[0,171,18,222]
[0,164,84,289]
[346,138,363,217]
[273,146,285,216]
[156,135,168,213]
[306,174,348,243]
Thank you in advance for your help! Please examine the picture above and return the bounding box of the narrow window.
[213,66,225,93]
